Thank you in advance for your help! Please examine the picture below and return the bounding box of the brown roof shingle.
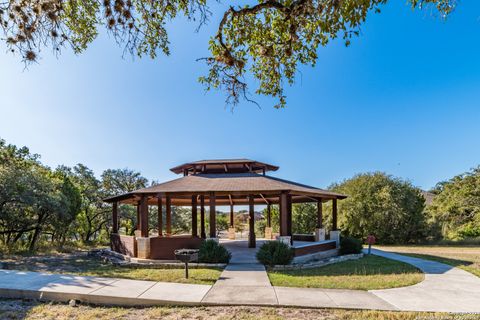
[104,172,346,203]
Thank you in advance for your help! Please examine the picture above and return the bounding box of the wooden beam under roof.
[259,194,269,205]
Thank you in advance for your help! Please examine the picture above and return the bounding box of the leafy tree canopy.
[0,0,454,108]
[329,172,427,244]
[427,166,480,240]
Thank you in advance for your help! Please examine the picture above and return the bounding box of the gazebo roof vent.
[170,159,279,176]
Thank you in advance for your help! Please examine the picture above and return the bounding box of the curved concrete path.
[0,246,479,312]
[369,248,480,313]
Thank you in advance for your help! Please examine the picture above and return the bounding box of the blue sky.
[1,1,480,191]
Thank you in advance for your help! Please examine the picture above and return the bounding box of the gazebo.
[104,159,347,260]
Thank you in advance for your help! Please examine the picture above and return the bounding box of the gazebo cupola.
[170,159,279,176]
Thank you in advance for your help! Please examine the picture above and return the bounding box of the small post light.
[366,235,376,255]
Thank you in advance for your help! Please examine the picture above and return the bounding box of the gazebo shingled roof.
[104,172,346,205]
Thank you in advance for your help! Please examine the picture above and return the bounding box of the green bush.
[457,223,480,239]
[198,240,231,263]
[256,241,294,267]
[340,237,363,255]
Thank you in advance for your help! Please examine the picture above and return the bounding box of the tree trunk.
[29,213,45,252]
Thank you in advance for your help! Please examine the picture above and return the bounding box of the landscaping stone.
[272,253,363,271]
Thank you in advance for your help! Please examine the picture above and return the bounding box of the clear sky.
[1,1,479,191]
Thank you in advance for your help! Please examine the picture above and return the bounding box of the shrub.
[340,236,363,255]
[256,241,294,267]
[198,240,231,263]
[457,223,480,239]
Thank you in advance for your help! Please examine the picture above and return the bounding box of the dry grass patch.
[375,245,480,277]
[268,255,424,290]
[0,299,467,320]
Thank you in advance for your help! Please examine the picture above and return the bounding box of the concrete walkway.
[0,269,211,306]
[369,248,480,313]
[0,245,479,312]
[202,239,278,305]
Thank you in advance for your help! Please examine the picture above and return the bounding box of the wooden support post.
[279,192,288,236]
[136,203,140,231]
[248,194,255,248]
[332,198,338,231]
[200,195,206,239]
[139,195,149,237]
[166,195,172,236]
[267,203,271,228]
[209,192,216,238]
[157,196,163,236]
[229,204,234,228]
[192,195,198,237]
[317,199,323,228]
[112,202,118,234]
[287,194,293,244]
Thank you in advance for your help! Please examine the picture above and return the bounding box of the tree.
[0,0,454,108]
[46,168,82,247]
[0,138,81,251]
[262,205,279,233]
[292,202,317,234]
[70,163,106,243]
[427,167,480,240]
[171,206,191,234]
[216,214,229,233]
[329,172,427,244]
[101,168,148,235]
[101,168,148,196]
[0,138,42,248]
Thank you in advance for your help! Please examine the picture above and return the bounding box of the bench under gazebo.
[104,159,347,260]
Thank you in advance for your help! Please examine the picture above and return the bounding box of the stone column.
[330,230,341,248]
[136,237,151,259]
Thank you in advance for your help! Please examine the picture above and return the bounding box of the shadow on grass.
[398,253,473,268]
[3,254,222,285]
[272,255,421,277]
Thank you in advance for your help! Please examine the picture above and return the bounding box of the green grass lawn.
[375,245,480,277]
[0,299,456,320]
[3,252,222,285]
[268,255,424,290]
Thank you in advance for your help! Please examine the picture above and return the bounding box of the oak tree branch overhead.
[0,0,455,108]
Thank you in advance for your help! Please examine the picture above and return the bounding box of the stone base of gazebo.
[110,234,204,260]
[292,239,337,257]
[111,233,339,262]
